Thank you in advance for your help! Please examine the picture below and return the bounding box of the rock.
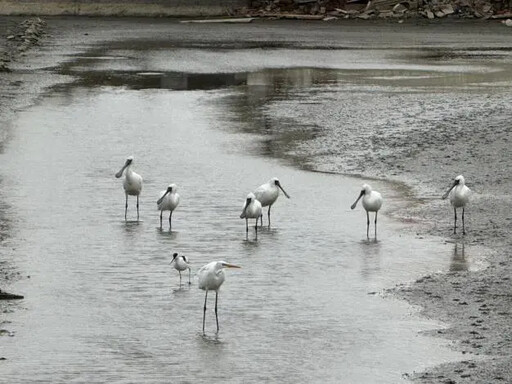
[504,18,512,26]
[440,4,454,15]
[393,3,408,13]
[426,9,435,18]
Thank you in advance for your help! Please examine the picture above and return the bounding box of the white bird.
[442,174,471,235]
[115,156,143,221]
[198,261,241,334]
[240,192,262,236]
[157,184,180,230]
[170,252,191,285]
[351,183,383,238]
[253,177,290,227]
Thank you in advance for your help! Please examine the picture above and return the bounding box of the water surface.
[1,29,498,383]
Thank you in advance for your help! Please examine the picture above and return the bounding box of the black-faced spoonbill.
[351,183,383,238]
[442,174,471,235]
[157,184,180,230]
[115,156,143,221]
[198,261,241,334]
[240,192,262,237]
[254,177,290,227]
[170,252,191,285]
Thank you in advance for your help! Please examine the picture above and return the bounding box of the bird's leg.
[159,211,163,229]
[259,214,263,228]
[136,195,140,222]
[245,218,249,233]
[188,268,191,285]
[169,211,172,231]
[255,219,258,240]
[125,194,128,221]
[366,211,370,239]
[268,205,272,228]
[453,207,457,234]
[215,291,219,333]
[179,271,182,286]
[374,211,378,238]
[462,207,466,235]
[203,290,208,334]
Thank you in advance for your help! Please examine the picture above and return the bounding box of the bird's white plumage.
[115,156,143,220]
[351,183,383,238]
[198,261,240,333]
[198,261,226,292]
[116,156,142,196]
[240,192,262,220]
[172,253,190,273]
[447,175,471,208]
[157,184,180,212]
[361,184,383,212]
[254,177,290,207]
[442,174,471,235]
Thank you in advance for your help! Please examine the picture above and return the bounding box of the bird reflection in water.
[449,242,468,272]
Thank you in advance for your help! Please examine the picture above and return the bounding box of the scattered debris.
[180,17,255,23]
[241,0,510,21]
[1,17,46,72]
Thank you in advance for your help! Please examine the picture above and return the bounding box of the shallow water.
[0,28,494,383]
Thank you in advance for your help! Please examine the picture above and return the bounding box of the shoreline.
[0,16,510,383]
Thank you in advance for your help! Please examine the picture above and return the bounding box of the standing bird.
[157,184,180,230]
[240,192,262,237]
[254,177,290,227]
[442,174,471,235]
[351,183,383,239]
[170,252,191,285]
[198,261,241,334]
[115,156,143,221]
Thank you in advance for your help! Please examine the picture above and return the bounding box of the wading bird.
[240,192,262,236]
[198,261,241,334]
[442,174,471,235]
[254,177,290,227]
[157,184,180,230]
[351,183,383,238]
[115,156,143,221]
[170,252,191,285]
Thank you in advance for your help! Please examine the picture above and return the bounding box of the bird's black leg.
[203,290,208,334]
[366,211,370,239]
[188,268,191,285]
[179,270,182,286]
[453,207,457,234]
[215,291,220,333]
[125,195,128,221]
[374,211,378,238]
[159,211,163,229]
[260,214,263,228]
[136,195,140,222]
[255,219,258,240]
[462,207,466,235]
[169,211,173,231]
[268,205,272,228]
[246,218,249,233]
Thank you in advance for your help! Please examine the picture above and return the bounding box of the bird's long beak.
[442,181,457,200]
[170,258,175,265]
[351,191,364,210]
[157,190,170,205]
[115,163,127,178]
[278,183,290,199]
[223,263,241,269]
[240,198,250,219]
